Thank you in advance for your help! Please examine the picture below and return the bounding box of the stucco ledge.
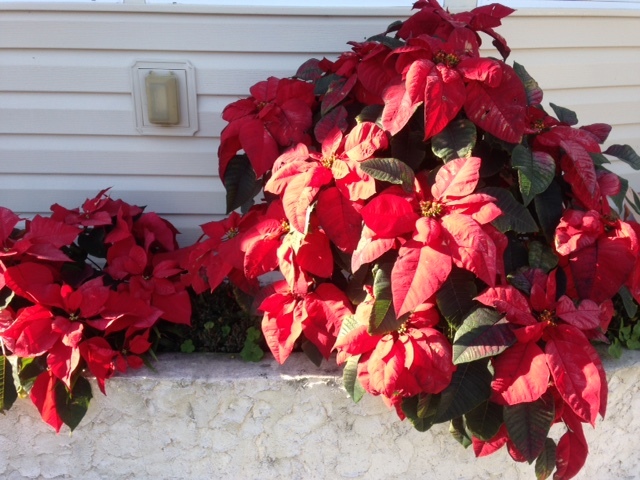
[0,350,639,480]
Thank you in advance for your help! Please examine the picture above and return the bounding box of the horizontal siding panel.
[498,15,640,49]
[501,47,640,90]
[4,48,640,95]
[0,93,228,137]
[542,86,640,126]
[0,51,327,95]
[0,135,218,176]
[0,12,400,53]
[0,174,226,215]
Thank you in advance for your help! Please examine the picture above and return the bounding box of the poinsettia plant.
[192,1,640,478]
[0,189,192,431]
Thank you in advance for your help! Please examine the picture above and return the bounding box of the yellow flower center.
[322,154,337,169]
[223,227,239,241]
[419,200,444,218]
[434,51,460,68]
[538,309,556,325]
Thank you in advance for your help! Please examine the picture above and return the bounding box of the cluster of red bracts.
[0,189,191,431]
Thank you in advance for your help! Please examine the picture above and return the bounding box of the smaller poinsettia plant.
[0,189,191,431]
[190,1,640,479]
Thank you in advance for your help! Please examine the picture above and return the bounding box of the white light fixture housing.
[131,60,199,136]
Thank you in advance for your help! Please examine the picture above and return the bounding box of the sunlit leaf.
[453,308,516,364]
[360,157,415,192]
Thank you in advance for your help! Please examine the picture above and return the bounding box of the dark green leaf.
[631,189,640,216]
[402,393,439,432]
[513,62,543,106]
[294,58,323,81]
[390,129,426,171]
[618,285,638,318]
[511,145,556,206]
[314,73,339,96]
[453,308,516,365]
[465,401,504,442]
[359,157,415,193]
[78,227,108,258]
[366,33,404,49]
[503,391,555,463]
[343,355,365,403]
[356,105,384,125]
[0,356,18,412]
[534,180,564,244]
[223,155,263,214]
[503,235,529,276]
[431,119,477,162]
[436,267,477,331]
[449,416,472,448]
[435,359,492,423]
[55,376,93,432]
[549,103,578,126]
[528,241,558,272]
[301,340,323,367]
[535,438,557,480]
[368,260,402,335]
[480,187,538,233]
[605,144,640,170]
[590,152,610,166]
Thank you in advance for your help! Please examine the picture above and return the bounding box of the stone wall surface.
[0,351,639,480]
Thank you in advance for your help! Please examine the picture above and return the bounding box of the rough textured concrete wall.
[0,351,638,480]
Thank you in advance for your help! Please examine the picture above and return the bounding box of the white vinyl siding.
[0,4,639,245]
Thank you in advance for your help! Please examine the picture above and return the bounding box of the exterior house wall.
[0,3,639,245]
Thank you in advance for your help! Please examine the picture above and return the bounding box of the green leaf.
[0,356,18,412]
[359,157,415,193]
[431,119,477,162]
[464,400,504,441]
[436,267,478,331]
[368,260,403,335]
[390,129,427,171]
[180,339,196,353]
[528,241,558,273]
[549,103,578,126]
[366,33,405,49]
[435,359,492,423]
[618,285,638,318]
[338,314,359,342]
[449,416,472,448]
[631,190,640,216]
[224,154,263,214]
[534,180,564,244]
[535,438,557,480]
[314,73,339,96]
[453,308,516,365]
[590,152,610,166]
[402,393,439,432]
[511,145,556,206]
[78,227,108,258]
[55,376,93,432]
[513,62,543,106]
[608,338,623,359]
[301,339,323,367]
[342,355,365,403]
[480,187,538,234]
[240,326,265,362]
[356,105,384,125]
[605,144,640,170]
[503,391,555,463]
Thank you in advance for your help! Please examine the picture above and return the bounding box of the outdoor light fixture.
[145,72,180,125]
